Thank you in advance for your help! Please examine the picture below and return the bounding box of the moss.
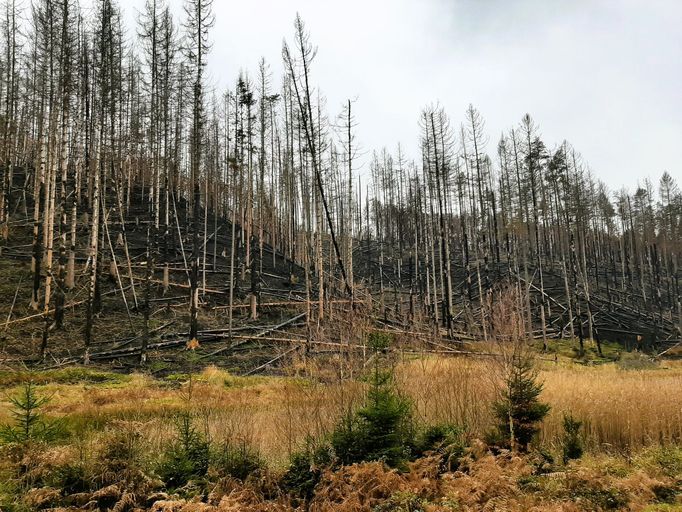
[148,361,172,373]
[0,367,126,388]
[221,374,271,389]
[164,372,190,383]
[543,337,624,363]
[162,369,271,390]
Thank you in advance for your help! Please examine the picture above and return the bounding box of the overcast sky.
[112,0,681,191]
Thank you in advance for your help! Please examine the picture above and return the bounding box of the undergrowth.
[0,350,681,510]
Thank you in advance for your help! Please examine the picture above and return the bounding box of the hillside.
[0,0,681,510]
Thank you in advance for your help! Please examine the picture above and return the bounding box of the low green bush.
[561,414,584,464]
[0,368,123,388]
[48,462,90,495]
[652,484,679,504]
[644,446,682,478]
[575,487,629,510]
[616,353,659,371]
[414,423,466,471]
[281,444,333,503]
[212,439,264,481]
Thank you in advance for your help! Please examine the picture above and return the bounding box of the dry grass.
[397,356,682,454]
[2,357,682,510]
[0,367,363,466]
[395,355,496,435]
[1,356,682,468]
[540,361,682,451]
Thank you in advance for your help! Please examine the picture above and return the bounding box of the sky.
[109,0,682,191]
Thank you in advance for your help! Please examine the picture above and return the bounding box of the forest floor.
[1,345,682,511]
[0,253,314,374]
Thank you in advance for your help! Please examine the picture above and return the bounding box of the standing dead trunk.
[84,136,101,364]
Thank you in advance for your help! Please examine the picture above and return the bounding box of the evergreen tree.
[0,382,62,444]
[157,412,210,488]
[331,332,413,467]
[491,344,550,452]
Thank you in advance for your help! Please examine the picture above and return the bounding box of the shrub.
[561,414,584,464]
[528,448,555,474]
[0,382,63,444]
[212,439,264,481]
[49,462,90,495]
[157,413,210,489]
[366,331,392,352]
[414,423,466,471]
[652,484,679,504]
[517,474,542,492]
[282,451,320,503]
[415,423,464,453]
[281,444,333,503]
[92,422,147,489]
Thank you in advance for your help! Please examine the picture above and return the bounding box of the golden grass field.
[2,348,682,511]
[1,352,681,467]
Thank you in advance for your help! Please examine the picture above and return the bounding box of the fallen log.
[4,285,132,326]
[242,346,300,376]
[200,312,307,359]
